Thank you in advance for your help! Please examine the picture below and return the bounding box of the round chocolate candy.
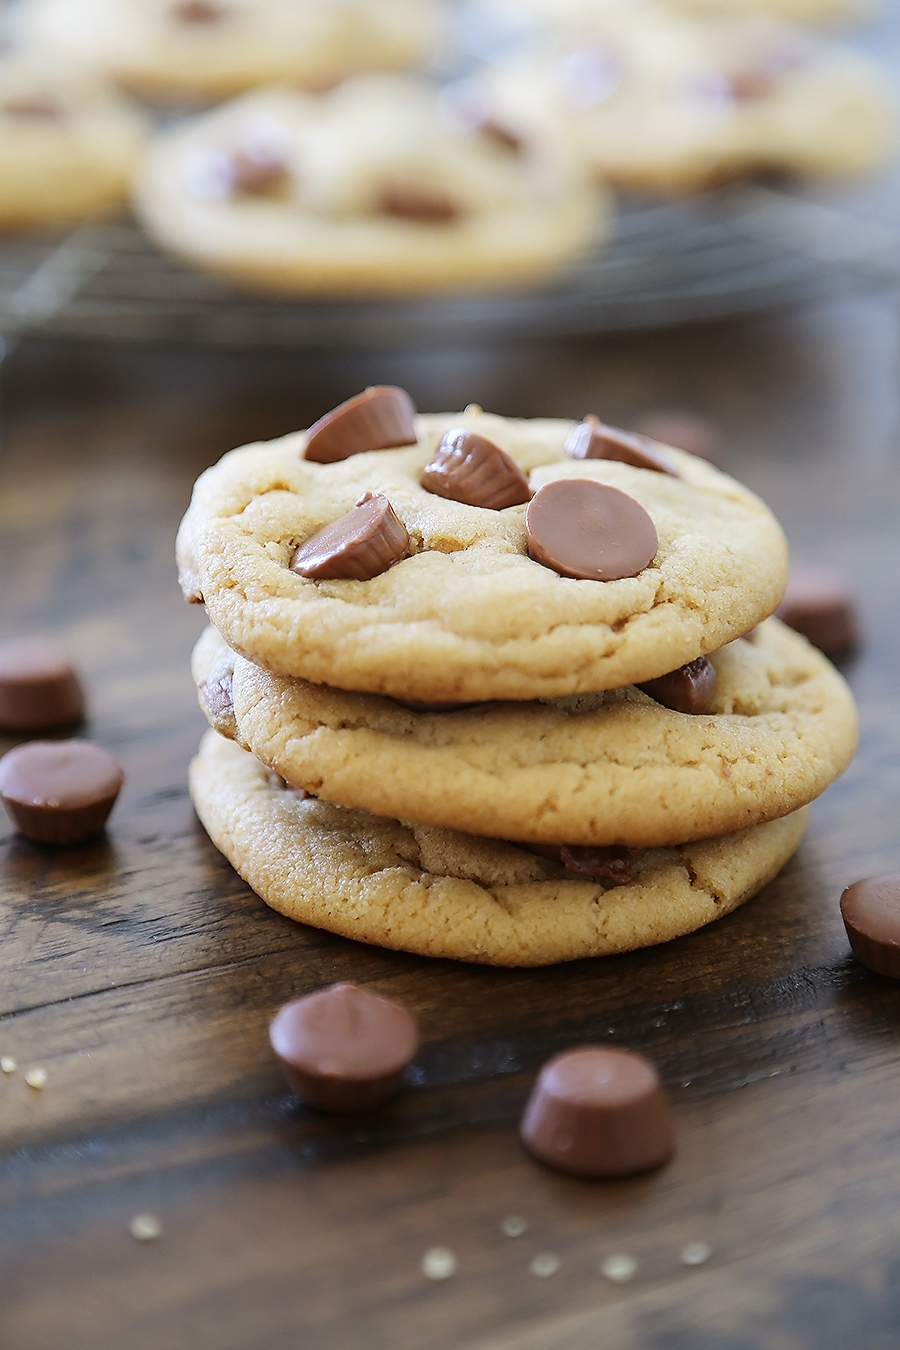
[521,1047,674,1178]
[0,739,124,845]
[775,565,859,658]
[269,982,419,1113]
[0,639,84,732]
[525,480,658,582]
[840,875,900,979]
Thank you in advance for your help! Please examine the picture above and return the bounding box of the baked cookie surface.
[505,0,868,29]
[0,55,147,229]
[134,78,605,295]
[194,616,857,847]
[19,0,438,103]
[190,729,808,966]
[177,408,788,702]
[481,10,893,193]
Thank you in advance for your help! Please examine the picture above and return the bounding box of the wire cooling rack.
[0,186,896,351]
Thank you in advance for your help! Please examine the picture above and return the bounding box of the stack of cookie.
[180,388,857,966]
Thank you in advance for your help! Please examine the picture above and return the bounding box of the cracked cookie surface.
[178,410,788,702]
[190,729,809,966]
[193,616,856,847]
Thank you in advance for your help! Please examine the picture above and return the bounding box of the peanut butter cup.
[841,876,900,979]
[525,480,658,582]
[421,429,530,510]
[290,493,409,581]
[565,417,677,476]
[638,656,717,715]
[521,1047,674,1178]
[303,387,417,463]
[0,740,124,845]
[269,983,419,1112]
[0,639,84,732]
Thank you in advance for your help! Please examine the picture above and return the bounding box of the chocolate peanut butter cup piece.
[565,416,677,476]
[0,739,124,845]
[637,656,717,715]
[525,479,658,582]
[481,120,522,152]
[379,185,457,222]
[521,1047,674,1178]
[303,386,417,463]
[269,982,419,1113]
[170,0,224,21]
[1,98,64,121]
[421,428,531,510]
[841,876,900,979]
[0,639,84,732]
[230,149,286,196]
[291,493,409,581]
[775,565,859,658]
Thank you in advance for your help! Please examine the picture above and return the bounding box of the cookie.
[18,0,439,104]
[193,616,856,848]
[504,0,868,30]
[176,405,788,702]
[133,77,605,296]
[0,54,147,229]
[479,10,893,193]
[189,729,809,966]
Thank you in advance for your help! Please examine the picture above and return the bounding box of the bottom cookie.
[190,731,808,967]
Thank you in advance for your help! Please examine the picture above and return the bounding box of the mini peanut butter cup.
[230,150,286,195]
[0,639,84,732]
[521,1047,674,1178]
[0,740,124,845]
[565,417,677,476]
[525,479,658,582]
[841,876,900,979]
[379,185,457,222]
[170,0,224,21]
[269,983,419,1113]
[290,493,409,581]
[303,387,417,463]
[421,429,531,510]
[637,656,717,715]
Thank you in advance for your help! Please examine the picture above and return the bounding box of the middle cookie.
[194,617,857,848]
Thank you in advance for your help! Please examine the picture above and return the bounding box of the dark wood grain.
[1,295,900,1350]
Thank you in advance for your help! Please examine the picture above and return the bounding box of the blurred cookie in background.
[479,9,894,193]
[494,0,870,30]
[16,0,441,104]
[133,75,609,295]
[634,409,722,464]
[0,52,147,229]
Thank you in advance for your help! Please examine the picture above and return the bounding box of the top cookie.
[177,398,787,702]
[18,0,438,104]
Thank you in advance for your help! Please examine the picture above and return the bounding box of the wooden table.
[1,299,899,1349]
